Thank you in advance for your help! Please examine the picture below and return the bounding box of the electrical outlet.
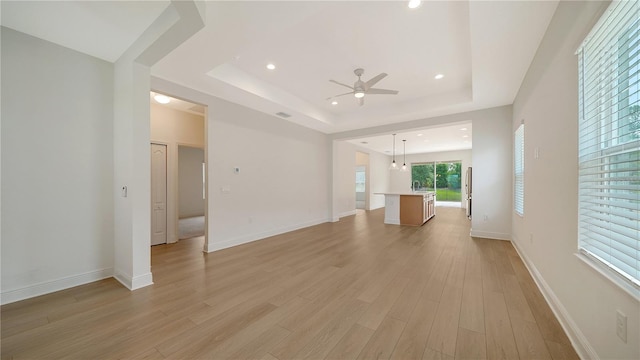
[483,214,488,222]
[616,310,627,343]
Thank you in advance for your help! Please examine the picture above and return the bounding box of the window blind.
[577,0,639,288]
[515,124,525,216]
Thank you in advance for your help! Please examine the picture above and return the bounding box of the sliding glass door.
[411,161,462,203]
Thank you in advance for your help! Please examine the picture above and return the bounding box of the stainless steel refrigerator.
[465,167,472,219]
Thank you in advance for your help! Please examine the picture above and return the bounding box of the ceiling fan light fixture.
[354,90,365,98]
[408,0,421,9]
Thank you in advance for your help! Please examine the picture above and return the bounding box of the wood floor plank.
[483,290,520,360]
[455,327,486,360]
[325,324,375,360]
[0,208,578,360]
[425,284,464,357]
[510,317,553,360]
[356,316,407,360]
[225,325,291,360]
[357,276,410,330]
[389,296,439,360]
[545,340,580,360]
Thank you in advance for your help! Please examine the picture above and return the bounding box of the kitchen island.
[376,192,435,226]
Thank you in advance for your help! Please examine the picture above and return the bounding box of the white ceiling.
[1,0,558,154]
[150,92,206,117]
[1,1,170,62]
[347,122,472,156]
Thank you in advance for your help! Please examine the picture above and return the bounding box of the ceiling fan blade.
[358,97,364,106]
[326,91,354,100]
[329,80,354,90]
[365,73,387,88]
[366,88,399,95]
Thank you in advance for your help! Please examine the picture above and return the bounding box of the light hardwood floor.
[1,208,578,359]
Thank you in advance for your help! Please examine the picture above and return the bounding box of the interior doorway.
[177,145,205,240]
[149,91,207,250]
[355,165,366,210]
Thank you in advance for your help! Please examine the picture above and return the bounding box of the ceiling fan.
[328,68,399,106]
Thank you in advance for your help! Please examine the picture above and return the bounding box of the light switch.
[121,186,128,197]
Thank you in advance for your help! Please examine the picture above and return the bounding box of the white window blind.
[577,0,639,288]
[515,124,525,216]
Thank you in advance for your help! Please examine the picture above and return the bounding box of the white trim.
[205,217,330,253]
[469,230,511,241]
[575,252,640,301]
[339,210,357,218]
[114,270,154,290]
[0,268,113,305]
[511,237,598,360]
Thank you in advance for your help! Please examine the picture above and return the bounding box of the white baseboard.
[339,210,357,218]
[1,268,113,305]
[511,236,598,360]
[470,229,511,240]
[114,270,154,290]
[206,217,330,253]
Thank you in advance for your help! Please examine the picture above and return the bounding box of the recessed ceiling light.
[463,135,469,138]
[331,101,338,105]
[460,127,467,131]
[417,133,423,137]
[408,0,421,9]
[154,94,170,104]
[435,74,444,80]
[266,63,276,70]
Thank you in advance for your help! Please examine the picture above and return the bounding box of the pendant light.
[401,139,408,172]
[389,134,398,170]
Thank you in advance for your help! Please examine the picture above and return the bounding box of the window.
[577,0,639,289]
[355,168,366,193]
[514,124,525,216]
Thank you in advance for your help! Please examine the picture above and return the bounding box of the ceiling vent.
[276,112,291,118]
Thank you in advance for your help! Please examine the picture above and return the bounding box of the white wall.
[389,149,472,208]
[178,146,205,218]
[470,106,513,240]
[367,150,389,210]
[150,77,330,253]
[1,28,114,304]
[150,103,204,242]
[512,2,638,359]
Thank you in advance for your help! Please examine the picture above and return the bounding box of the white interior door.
[151,143,167,246]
